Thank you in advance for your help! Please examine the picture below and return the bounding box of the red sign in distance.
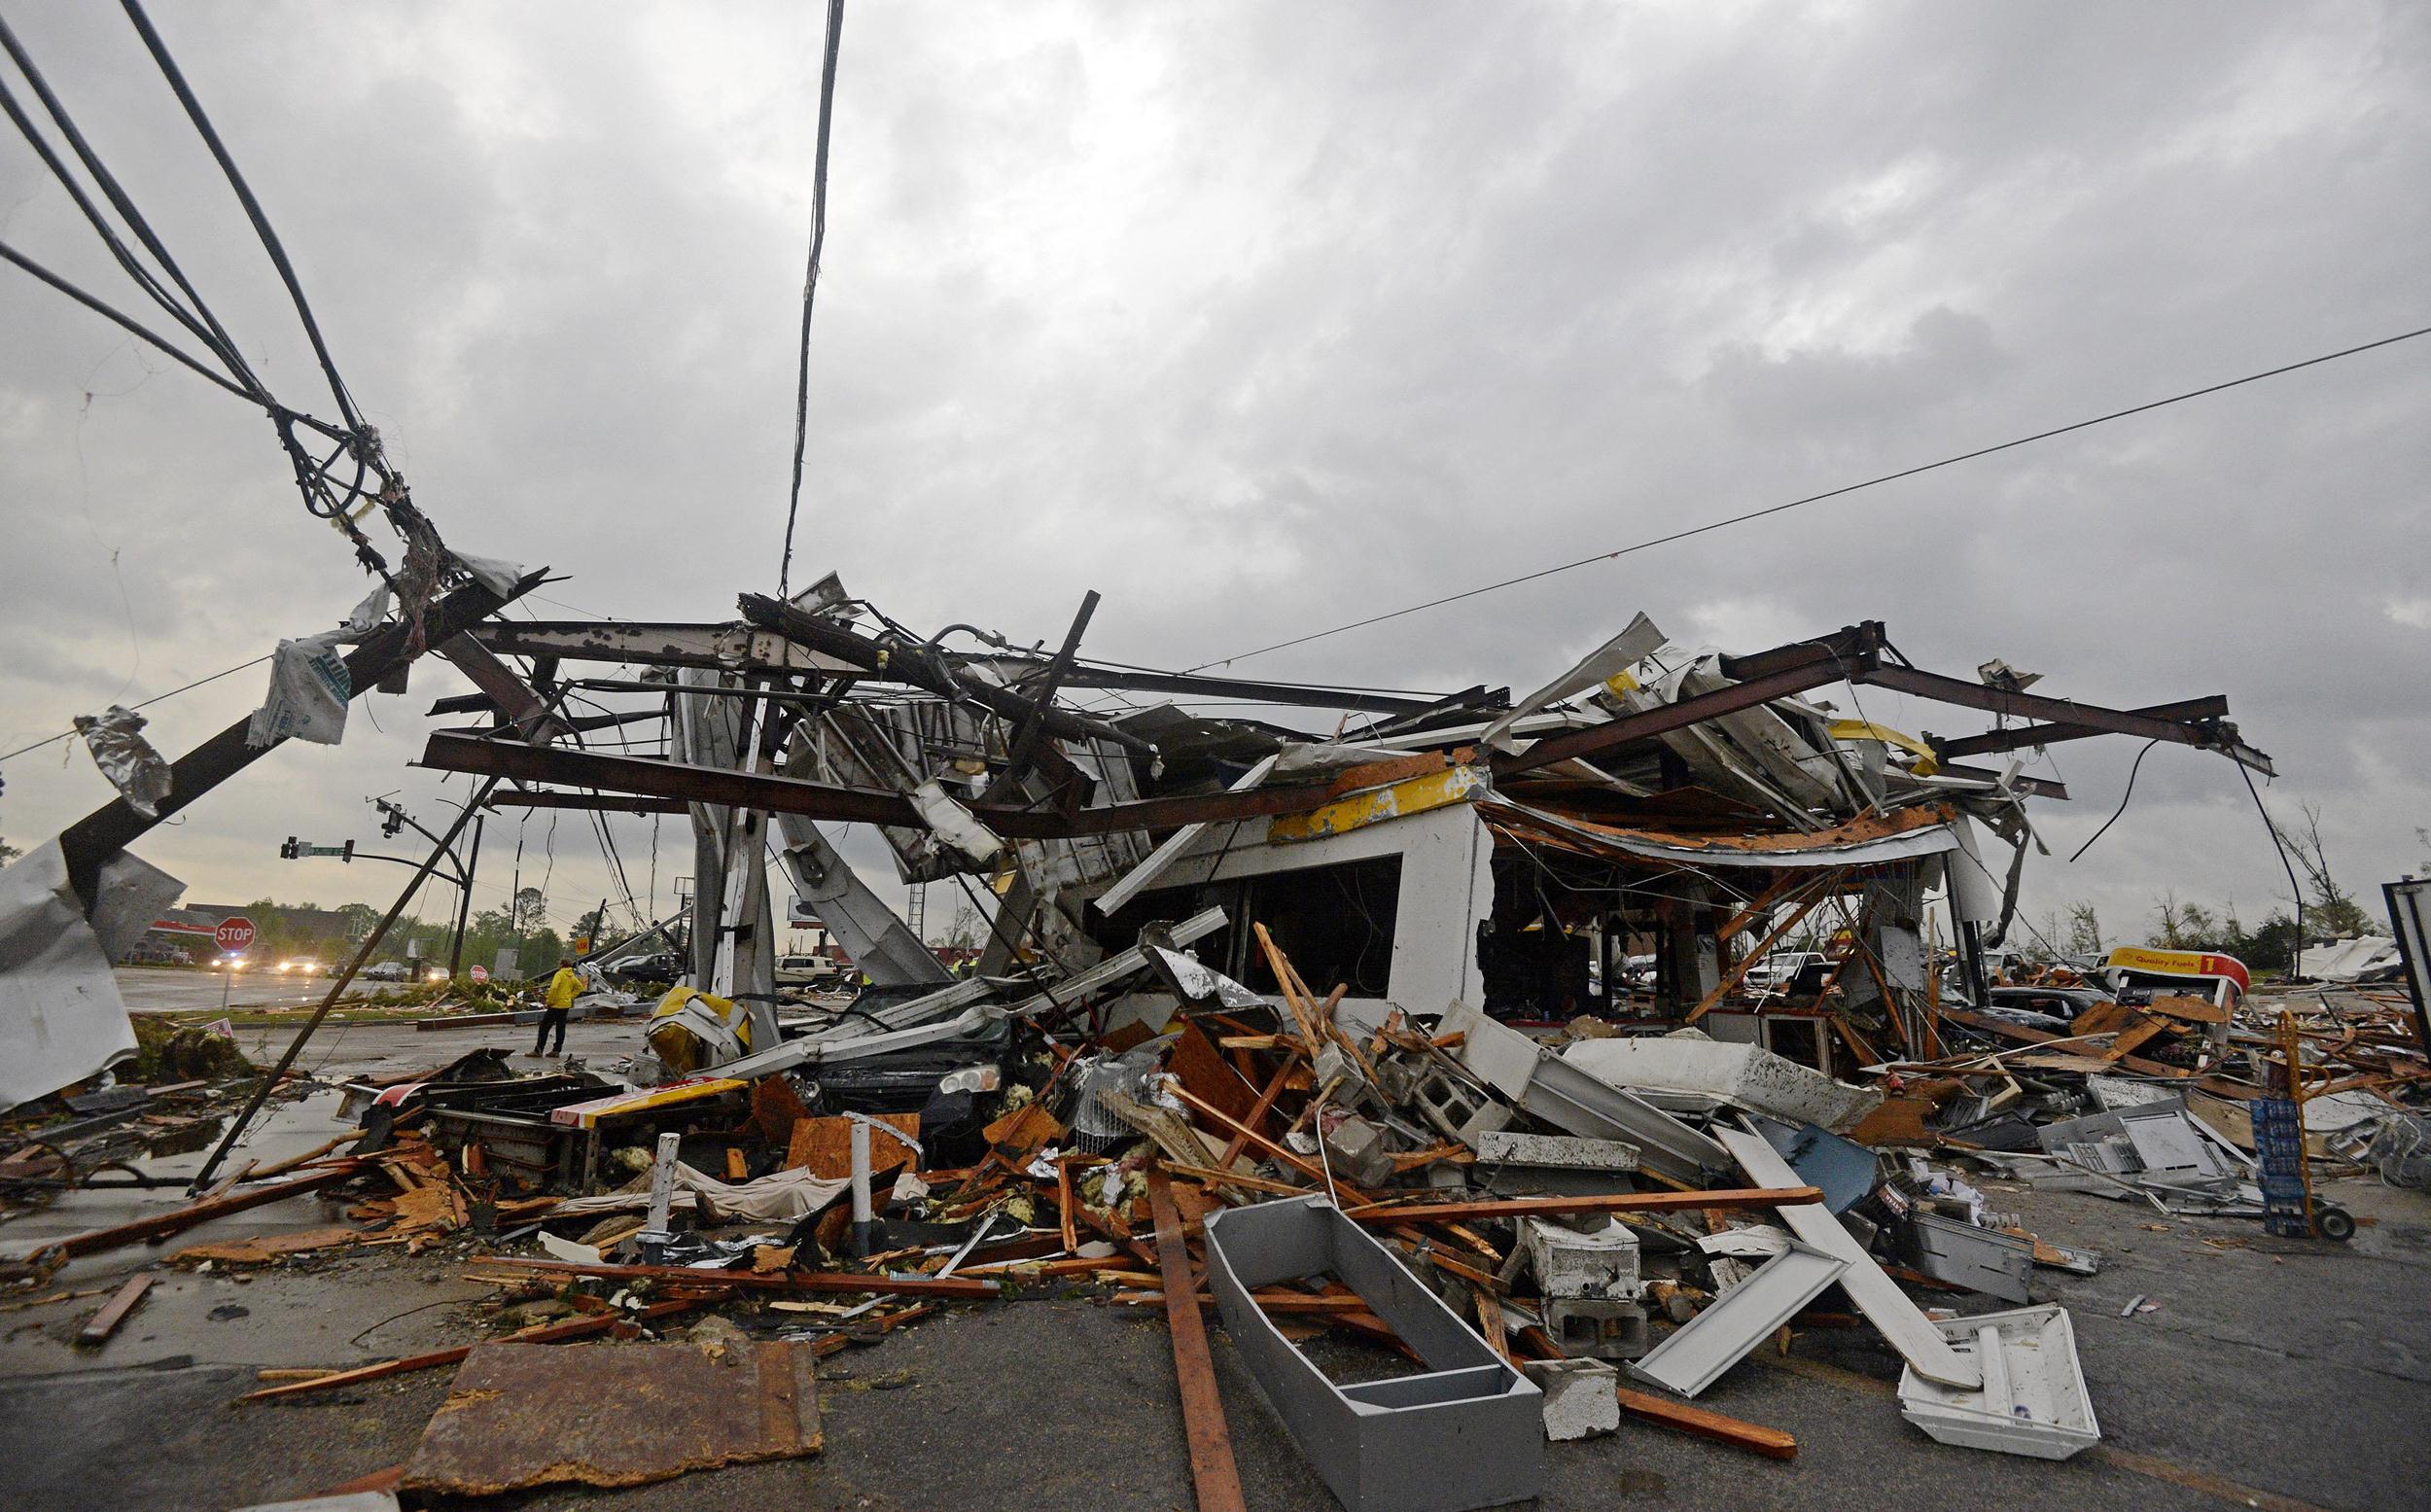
[213,916,257,953]
[469,965,490,984]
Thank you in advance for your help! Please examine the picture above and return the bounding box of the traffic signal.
[378,802,404,838]
[280,836,299,860]
[342,839,356,862]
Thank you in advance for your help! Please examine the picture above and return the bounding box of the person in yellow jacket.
[533,957,581,1057]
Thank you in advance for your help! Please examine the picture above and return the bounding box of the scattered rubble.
[6,589,2428,1509]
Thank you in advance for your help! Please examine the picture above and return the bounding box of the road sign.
[213,916,257,953]
[468,965,489,984]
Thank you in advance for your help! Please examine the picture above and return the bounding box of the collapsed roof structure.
[410,583,2273,1081]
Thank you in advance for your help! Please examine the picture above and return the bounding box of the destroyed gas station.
[4,7,2429,1512]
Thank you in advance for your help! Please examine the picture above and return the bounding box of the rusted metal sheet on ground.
[404,1340,821,1494]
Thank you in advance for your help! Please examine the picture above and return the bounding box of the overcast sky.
[3,1,2427,959]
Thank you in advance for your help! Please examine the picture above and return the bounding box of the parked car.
[604,951,685,987]
[362,961,411,982]
[777,953,846,990]
[1962,984,2116,1034]
[1744,950,1834,1002]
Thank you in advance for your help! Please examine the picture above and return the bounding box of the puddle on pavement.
[1,1090,359,1272]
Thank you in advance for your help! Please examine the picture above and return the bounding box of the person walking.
[534,957,581,1057]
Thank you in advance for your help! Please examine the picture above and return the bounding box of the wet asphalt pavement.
[4,993,2426,1511]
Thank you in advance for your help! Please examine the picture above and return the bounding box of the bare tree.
[2026,909,2065,963]
[2148,891,2189,950]
[2064,901,2103,957]
[944,900,983,952]
[2270,801,2371,937]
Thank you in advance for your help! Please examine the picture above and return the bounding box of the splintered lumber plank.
[242,1345,474,1401]
[1163,1161,1311,1198]
[1112,1288,1374,1314]
[484,1257,1003,1298]
[1472,1283,1513,1365]
[959,1253,1131,1279]
[238,1300,704,1401]
[1684,874,1842,1024]
[76,1274,155,1347]
[1936,1008,2261,1096]
[44,1163,364,1259]
[1215,1052,1300,1170]
[1253,923,1327,1058]
[1169,1020,1260,1125]
[243,1135,355,1181]
[1169,1085,1379,1205]
[807,1303,931,1358]
[1342,1187,1821,1225]
[1512,1321,1795,1458]
[1614,1383,1798,1459]
[1146,1168,1248,1512]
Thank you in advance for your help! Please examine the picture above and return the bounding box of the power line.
[777,0,847,601]
[1192,322,2431,671]
[0,13,265,397]
[1,4,425,574]
[0,652,272,766]
[121,0,364,434]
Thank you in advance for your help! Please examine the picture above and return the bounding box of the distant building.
[148,904,368,956]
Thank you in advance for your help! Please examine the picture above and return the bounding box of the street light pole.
[373,796,482,981]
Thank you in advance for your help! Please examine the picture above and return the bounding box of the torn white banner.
[72,705,172,817]
[339,584,393,641]
[0,840,185,1112]
[244,634,351,749]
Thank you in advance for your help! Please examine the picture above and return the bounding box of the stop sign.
[213,915,257,953]
[468,965,489,984]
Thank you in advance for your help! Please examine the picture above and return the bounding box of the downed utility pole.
[55,572,537,908]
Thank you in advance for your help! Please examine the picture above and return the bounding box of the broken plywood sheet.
[171,1227,361,1266]
[404,1340,821,1494]
[787,1111,921,1180]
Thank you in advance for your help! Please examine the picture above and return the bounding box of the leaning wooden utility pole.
[189,774,504,1192]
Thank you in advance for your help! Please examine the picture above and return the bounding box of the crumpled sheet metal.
[404,1340,821,1494]
[1563,1033,1884,1134]
[72,704,172,816]
[1151,945,1265,1009]
[0,839,182,1111]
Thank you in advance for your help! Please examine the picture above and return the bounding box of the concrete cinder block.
[1522,1358,1621,1440]
[1543,1297,1651,1359]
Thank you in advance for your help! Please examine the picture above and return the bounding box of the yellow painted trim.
[1267,764,1486,843]
[1827,719,1939,777]
[561,1077,748,1129]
